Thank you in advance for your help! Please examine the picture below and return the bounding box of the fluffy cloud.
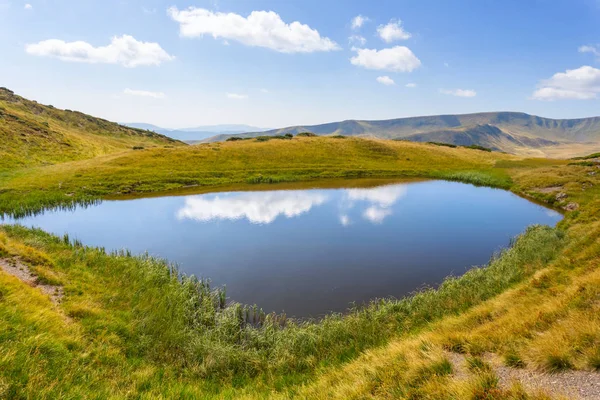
[350,46,421,72]
[123,88,165,99]
[348,35,367,46]
[227,93,248,100]
[531,66,600,100]
[25,35,173,67]
[24,3,32,9]
[363,206,392,224]
[377,20,411,42]
[439,88,477,97]
[168,7,339,53]
[346,185,407,224]
[579,45,600,58]
[376,76,395,85]
[351,15,368,30]
[177,191,328,224]
[346,185,407,208]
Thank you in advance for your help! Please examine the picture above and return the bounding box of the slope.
[0,88,184,169]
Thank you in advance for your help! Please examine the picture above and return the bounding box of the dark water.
[9,180,561,317]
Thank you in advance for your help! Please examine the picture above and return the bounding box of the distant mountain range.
[123,123,268,142]
[201,112,600,157]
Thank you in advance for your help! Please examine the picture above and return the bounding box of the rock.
[589,171,597,176]
[564,202,579,211]
[556,192,567,201]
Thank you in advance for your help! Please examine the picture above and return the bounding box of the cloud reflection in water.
[177,191,328,224]
[176,184,408,225]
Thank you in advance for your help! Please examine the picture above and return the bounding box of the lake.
[8,180,562,317]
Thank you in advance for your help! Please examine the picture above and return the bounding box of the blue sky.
[1,0,599,128]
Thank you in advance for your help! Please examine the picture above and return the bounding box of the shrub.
[226,137,244,142]
[331,135,346,139]
[464,144,492,152]
[568,161,597,167]
[427,141,457,148]
[132,146,144,150]
[296,132,317,137]
[588,348,600,371]
[571,152,600,160]
[503,351,526,368]
[544,354,573,372]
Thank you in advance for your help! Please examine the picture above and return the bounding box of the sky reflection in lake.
[10,180,562,317]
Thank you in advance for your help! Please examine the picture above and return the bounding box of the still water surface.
[10,180,562,317]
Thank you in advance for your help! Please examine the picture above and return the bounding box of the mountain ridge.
[201,111,600,157]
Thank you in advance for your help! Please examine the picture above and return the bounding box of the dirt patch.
[486,353,600,400]
[534,186,563,194]
[0,257,63,304]
[445,352,600,399]
[446,351,470,381]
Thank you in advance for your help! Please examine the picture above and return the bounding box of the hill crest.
[202,111,600,157]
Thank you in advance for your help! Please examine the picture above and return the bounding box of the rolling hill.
[0,88,184,169]
[203,112,600,157]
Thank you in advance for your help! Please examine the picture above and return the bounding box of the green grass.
[572,152,600,160]
[0,88,182,170]
[1,121,600,398]
[0,221,565,397]
[0,137,512,217]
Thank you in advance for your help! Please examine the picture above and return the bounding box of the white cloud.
[377,20,411,42]
[339,214,351,226]
[351,15,368,30]
[25,35,174,67]
[177,191,328,224]
[363,206,392,224]
[24,3,32,9]
[405,83,417,88]
[439,88,477,97]
[531,65,600,100]
[168,7,340,53]
[579,45,600,58]
[348,35,367,46]
[123,88,165,99]
[346,185,407,208]
[341,185,407,224]
[227,93,248,100]
[350,46,421,72]
[376,76,395,85]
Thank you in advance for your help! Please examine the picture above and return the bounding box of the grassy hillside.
[405,124,559,152]
[0,98,599,398]
[0,88,184,169]
[0,138,598,398]
[204,112,600,157]
[0,136,516,217]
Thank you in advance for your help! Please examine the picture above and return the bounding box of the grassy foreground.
[0,137,599,399]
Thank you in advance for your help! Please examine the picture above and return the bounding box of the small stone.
[556,192,567,201]
[564,202,579,211]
